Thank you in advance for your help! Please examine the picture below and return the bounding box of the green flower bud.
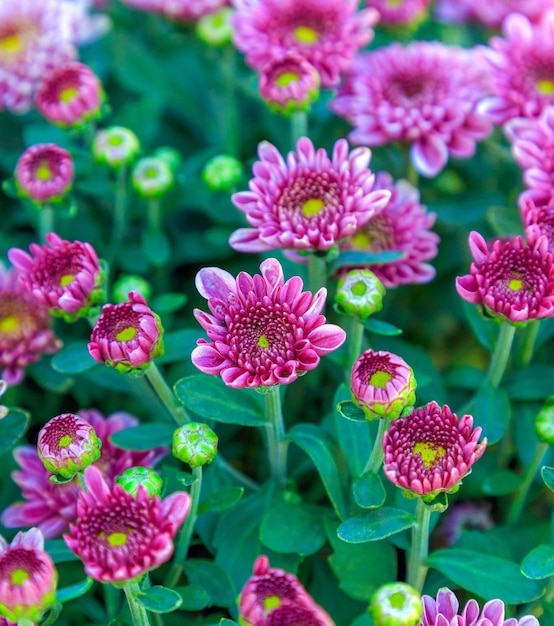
[335,269,386,320]
[202,154,243,192]
[172,422,218,469]
[535,396,554,444]
[152,146,182,173]
[112,274,152,303]
[196,7,234,47]
[116,466,163,498]
[370,583,422,626]
[132,156,174,199]
[93,126,140,169]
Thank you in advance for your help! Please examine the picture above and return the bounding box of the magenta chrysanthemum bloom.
[351,349,416,420]
[191,258,346,388]
[1,409,167,539]
[435,0,554,29]
[330,42,492,177]
[15,143,74,204]
[456,231,554,324]
[383,401,487,498]
[34,61,105,128]
[421,587,539,626]
[519,190,554,250]
[478,11,554,125]
[231,0,378,88]
[338,172,439,288]
[239,555,335,626]
[0,265,61,386]
[0,528,57,624]
[63,465,190,583]
[8,232,105,322]
[121,0,229,22]
[367,0,431,26]
[88,291,164,374]
[230,138,391,253]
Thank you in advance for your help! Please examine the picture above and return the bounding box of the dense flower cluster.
[121,0,229,22]
[435,0,554,29]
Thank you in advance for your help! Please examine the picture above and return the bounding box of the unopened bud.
[370,583,422,626]
[116,466,163,498]
[202,154,243,192]
[132,156,174,198]
[535,396,554,444]
[335,269,386,319]
[93,126,140,169]
[172,422,218,469]
[196,7,234,47]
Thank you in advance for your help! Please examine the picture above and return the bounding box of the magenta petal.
[195,266,236,300]
[411,136,449,178]
[307,324,346,353]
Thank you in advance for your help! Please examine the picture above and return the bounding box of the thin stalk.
[37,204,54,242]
[265,385,288,486]
[307,253,327,294]
[347,317,366,370]
[148,198,161,232]
[290,110,308,148]
[220,46,239,156]
[406,158,419,188]
[486,323,516,388]
[518,319,540,367]
[109,165,129,267]
[143,362,188,426]
[122,581,151,626]
[362,418,390,475]
[407,498,432,592]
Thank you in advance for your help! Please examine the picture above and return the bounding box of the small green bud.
[112,274,152,303]
[93,126,140,169]
[335,269,386,320]
[132,156,174,198]
[202,154,243,192]
[152,146,181,173]
[369,582,422,626]
[116,466,163,498]
[196,7,234,47]
[172,422,219,469]
[535,396,554,444]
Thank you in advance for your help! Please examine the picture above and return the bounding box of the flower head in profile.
[434,0,554,29]
[0,265,61,386]
[456,231,554,324]
[383,402,487,499]
[8,232,105,322]
[421,587,539,626]
[64,465,190,583]
[232,0,378,88]
[519,190,554,250]
[0,528,57,624]
[191,258,346,388]
[330,42,492,177]
[14,144,74,204]
[367,0,431,27]
[230,138,391,253]
[338,173,439,288]
[88,291,164,374]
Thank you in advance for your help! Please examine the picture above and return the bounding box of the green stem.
[290,110,308,148]
[37,204,54,242]
[220,46,239,156]
[143,362,188,425]
[347,317,366,370]
[506,441,549,525]
[518,320,540,367]
[148,198,161,232]
[122,581,151,626]
[109,165,129,267]
[307,253,327,294]
[486,323,516,388]
[164,466,203,588]
[406,157,419,188]
[407,499,432,592]
[265,385,288,486]
[362,419,390,475]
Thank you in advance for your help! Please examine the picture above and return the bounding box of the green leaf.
[137,586,183,613]
[470,383,510,445]
[219,621,240,626]
[427,549,543,602]
[353,472,386,509]
[56,578,94,604]
[151,293,187,314]
[177,471,197,486]
[542,466,554,492]
[336,400,367,422]
[182,559,236,608]
[521,544,554,580]
[174,585,210,611]
[0,409,30,455]
[338,507,416,543]
[363,318,403,336]
[51,342,95,374]
[141,230,171,267]
[108,423,174,450]
[45,540,80,564]
[329,250,405,273]
[483,470,524,496]
[198,486,245,515]
[174,375,266,426]
[504,365,554,400]
[260,502,326,556]
[462,301,497,351]
[158,329,199,365]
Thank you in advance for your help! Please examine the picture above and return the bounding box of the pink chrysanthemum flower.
[478,11,554,125]
[34,61,105,128]
[330,42,492,177]
[383,401,487,499]
[64,465,190,583]
[8,232,105,322]
[230,138,391,253]
[421,587,539,626]
[88,291,164,374]
[121,0,229,22]
[239,555,335,626]
[15,144,74,204]
[367,0,431,27]
[231,0,378,88]
[192,258,346,388]
[1,409,167,539]
[338,172,439,288]
[519,190,554,250]
[0,265,61,386]
[456,231,554,324]
[435,0,554,30]
[0,528,57,624]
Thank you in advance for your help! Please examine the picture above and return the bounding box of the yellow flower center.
[275,71,300,88]
[11,568,29,586]
[389,591,406,609]
[35,161,53,181]
[293,25,319,44]
[107,532,128,547]
[0,33,23,55]
[60,86,78,104]
[58,434,73,448]
[108,134,124,147]
[301,197,325,217]
[413,441,446,469]
[115,326,137,342]
[508,278,523,291]
[60,274,74,287]
[369,370,393,388]
[264,596,281,610]
[257,334,269,348]
[537,79,554,95]
[0,315,19,333]
[351,280,367,297]
[351,230,372,249]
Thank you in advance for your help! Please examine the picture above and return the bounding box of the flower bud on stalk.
[116,466,163,498]
[202,154,243,192]
[535,396,554,444]
[93,126,140,169]
[335,269,386,319]
[370,582,422,626]
[172,422,218,469]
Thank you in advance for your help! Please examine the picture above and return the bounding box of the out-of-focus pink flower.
[330,42,492,177]
[121,0,229,22]
[0,528,57,624]
[1,409,167,538]
[478,11,554,125]
[367,0,431,27]
[519,190,554,250]
[191,258,346,388]
[8,232,105,322]
[0,265,61,386]
[438,501,493,546]
[435,0,554,30]
[338,173,439,288]
[231,0,378,88]
[421,587,539,626]
[14,144,74,204]
[64,465,190,583]
[230,138,390,253]
[456,231,554,324]
[383,402,487,499]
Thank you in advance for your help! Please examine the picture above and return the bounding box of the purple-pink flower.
[435,0,554,29]
[519,190,554,250]
[121,0,229,22]
[63,465,190,583]
[15,144,74,204]
[191,258,346,388]
[383,401,487,498]
[338,172,439,288]
[231,0,378,88]
[330,41,492,177]
[367,0,431,26]
[456,231,554,324]
[230,137,391,253]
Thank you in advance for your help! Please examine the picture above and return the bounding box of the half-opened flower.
[232,0,378,88]
[456,231,554,324]
[64,465,190,583]
[8,232,105,322]
[370,582,422,626]
[435,0,554,29]
[88,291,164,374]
[330,42,492,177]
[93,126,140,169]
[519,190,554,250]
[383,402,487,499]
[230,138,391,253]
[191,258,346,388]
[351,349,416,420]
[367,0,431,26]
[132,156,174,198]
[15,144,74,204]
[0,528,57,624]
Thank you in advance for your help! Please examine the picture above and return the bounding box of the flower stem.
[109,165,129,267]
[307,253,327,294]
[362,418,390,475]
[148,198,161,232]
[506,441,549,525]
[265,385,288,486]
[407,498,432,592]
[347,317,366,370]
[406,158,419,188]
[37,204,54,242]
[220,46,239,156]
[290,110,308,148]
[122,581,151,626]
[518,319,540,367]
[486,323,516,388]
[165,465,202,588]
[143,362,188,425]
